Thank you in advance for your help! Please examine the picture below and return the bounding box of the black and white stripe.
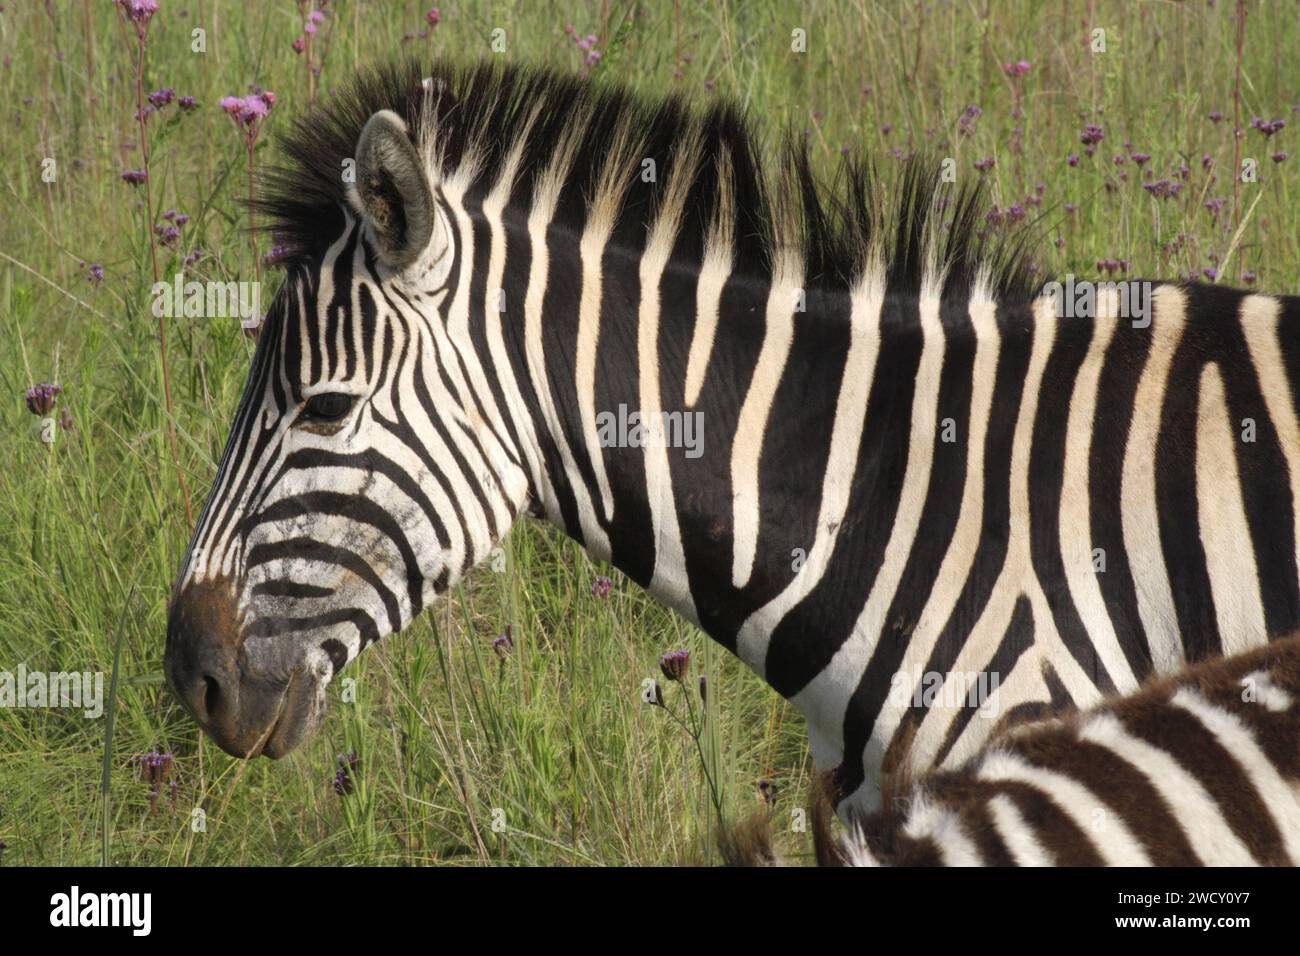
[832,633,1300,866]
[169,61,1300,802]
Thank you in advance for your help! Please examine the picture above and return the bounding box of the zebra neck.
[499,226,884,666]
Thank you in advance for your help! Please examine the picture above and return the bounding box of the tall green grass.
[0,0,1296,865]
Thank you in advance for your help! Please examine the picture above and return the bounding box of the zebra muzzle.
[165,576,326,758]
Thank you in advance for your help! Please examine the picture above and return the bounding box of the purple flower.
[1203,268,1218,281]
[332,752,358,797]
[147,87,175,109]
[1142,179,1180,199]
[25,383,61,416]
[1251,117,1286,137]
[492,625,514,660]
[974,156,995,172]
[1063,202,1077,214]
[659,649,690,682]
[292,36,306,53]
[1208,110,1224,123]
[1242,271,1257,285]
[425,6,441,25]
[1001,60,1031,78]
[1067,153,1080,167]
[115,0,159,24]
[1081,124,1104,146]
[121,169,147,186]
[86,263,104,284]
[178,95,197,111]
[1273,151,1289,163]
[303,21,317,35]
[309,9,325,23]
[1131,152,1151,166]
[591,575,612,599]
[1204,197,1226,218]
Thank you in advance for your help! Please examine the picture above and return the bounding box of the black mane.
[255,58,1038,302]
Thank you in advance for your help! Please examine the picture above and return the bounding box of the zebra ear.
[351,110,437,272]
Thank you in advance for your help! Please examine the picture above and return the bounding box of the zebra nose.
[164,576,247,746]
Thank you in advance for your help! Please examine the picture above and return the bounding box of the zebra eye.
[302,393,355,422]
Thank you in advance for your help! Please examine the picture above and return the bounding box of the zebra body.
[165,61,1300,819]
[835,633,1300,866]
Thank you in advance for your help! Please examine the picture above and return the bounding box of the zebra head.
[165,105,528,758]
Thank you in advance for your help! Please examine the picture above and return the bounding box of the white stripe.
[638,222,698,620]
[976,750,1152,865]
[1120,284,1186,671]
[1172,687,1300,864]
[738,264,883,673]
[1196,362,1268,654]
[1057,286,1139,691]
[683,250,730,407]
[790,276,943,745]
[1239,295,1300,592]
[986,793,1053,865]
[730,264,802,589]
[903,796,985,866]
[576,227,616,521]
[522,180,611,558]
[1078,711,1255,866]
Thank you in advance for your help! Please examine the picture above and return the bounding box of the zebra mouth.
[258,669,324,759]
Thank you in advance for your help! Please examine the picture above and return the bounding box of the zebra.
[164,59,1300,820]
[821,631,1300,866]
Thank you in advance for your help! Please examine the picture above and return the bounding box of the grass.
[0,0,1296,866]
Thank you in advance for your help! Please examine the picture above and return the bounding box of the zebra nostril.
[200,674,223,724]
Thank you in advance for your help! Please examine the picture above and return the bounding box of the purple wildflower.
[121,169,147,186]
[1067,153,1080,167]
[974,156,995,172]
[591,575,612,599]
[25,384,61,416]
[115,0,159,24]
[659,649,690,682]
[332,752,358,797]
[492,625,514,660]
[1251,117,1286,137]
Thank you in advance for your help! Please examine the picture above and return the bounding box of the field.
[0,0,1296,866]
